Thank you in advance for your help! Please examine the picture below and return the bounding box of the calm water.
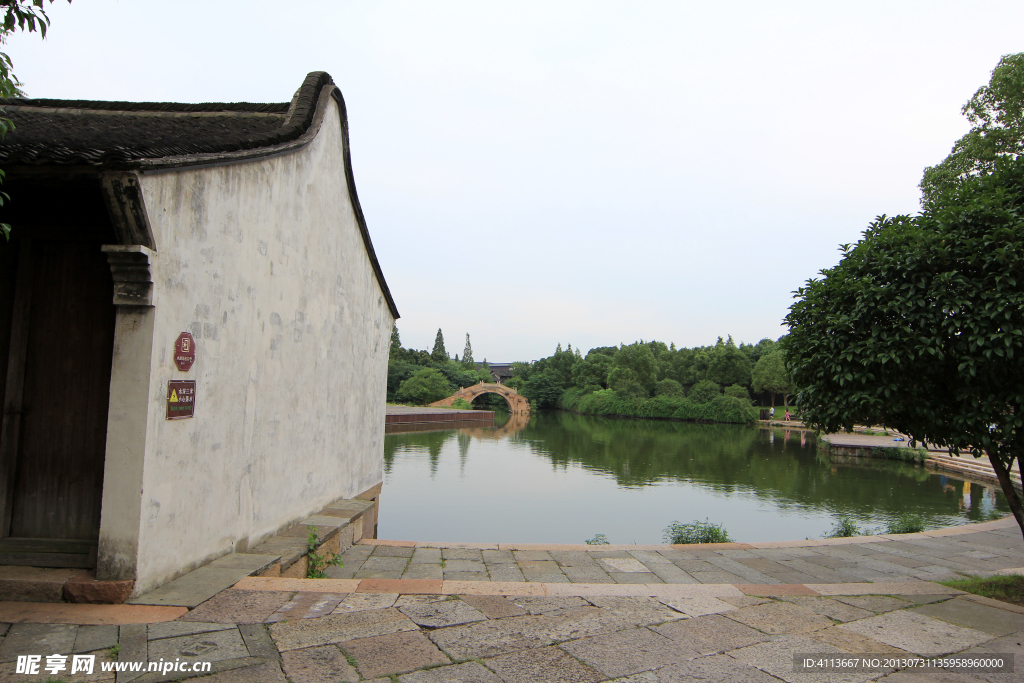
[380,411,1010,544]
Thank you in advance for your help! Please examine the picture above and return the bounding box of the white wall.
[127,98,392,593]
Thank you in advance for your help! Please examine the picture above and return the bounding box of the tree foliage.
[462,333,473,365]
[784,157,1024,540]
[921,53,1024,205]
[688,380,721,404]
[396,367,453,405]
[430,328,447,362]
[751,349,791,407]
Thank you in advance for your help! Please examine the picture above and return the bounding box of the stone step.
[127,496,376,608]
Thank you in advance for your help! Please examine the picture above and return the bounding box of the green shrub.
[664,519,732,544]
[558,387,758,425]
[655,378,684,397]
[451,397,473,410]
[724,384,750,400]
[584,534,610,545]
[825,517,864,538]
[688,380,722,403]
[885,513,925,534]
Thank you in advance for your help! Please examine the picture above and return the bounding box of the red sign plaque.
[166,380,196,420]
[174,332,196,371]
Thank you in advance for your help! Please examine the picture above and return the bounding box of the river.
[380,411,1009,544]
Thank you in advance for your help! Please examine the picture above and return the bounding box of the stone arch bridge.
[429,382,530,414]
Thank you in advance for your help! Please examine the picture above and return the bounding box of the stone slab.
[833,595,914,613]
[908,596,1024,636]
[652,614,770,655]
[483,645,603,683]
[146,627,249,664]
[269,608,417,651]
[458,595,528,619]
[657,596,736,617]
[359,579,441,594]
[280,644,358,683]
[0,623,77,662]
[148,621,235,640]
[838,610,994,655]
[442,580,546,596]
[598,558,650,573]
[399,661,503,683]
[778,596,875,623]
[634,654,782,682]
[724,601,835,635]
[333,593,398,614]
[560,626,691,678]
[736,583,819,596]
[130,564,272,608]
[730,634,878,683]
[179,589,292,624]
[398,599,487,627]
[0,602,185,625]
[340,630,450,679]
[73,623,119,653]
[584,596,686,626]
[810,581,963,596]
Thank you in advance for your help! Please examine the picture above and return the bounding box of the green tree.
[610,343,657,395]
[707,336,752,387]
[430,328,448,362]
[397,367,453,405]
[751,349,791,408]
[655,378,684,397]
[571,352,612,389]
[783,158,1024,541]
[462,333,474,366]
[522,368,565,409]
[921,53,1024,206]
[390,324,401,355]
[688,380,721,404]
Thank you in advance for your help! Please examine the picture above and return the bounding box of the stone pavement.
[0,517,1020,682]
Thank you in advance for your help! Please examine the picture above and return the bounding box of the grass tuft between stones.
[939,574,1024,607]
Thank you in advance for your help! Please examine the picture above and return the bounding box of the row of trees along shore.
[510,336,789,424]
[387,328,494,404]
[387,326,792,425]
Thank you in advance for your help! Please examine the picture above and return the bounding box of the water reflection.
[381,411,1010,543]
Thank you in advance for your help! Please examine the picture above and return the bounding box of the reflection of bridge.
[429,382,530,414]
[459,411,530,439]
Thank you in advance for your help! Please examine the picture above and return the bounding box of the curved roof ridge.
[0,71,335,168]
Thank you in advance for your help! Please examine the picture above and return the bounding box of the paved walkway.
[0,519,1021,682]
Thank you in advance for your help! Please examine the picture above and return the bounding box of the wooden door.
[0,236,115,566]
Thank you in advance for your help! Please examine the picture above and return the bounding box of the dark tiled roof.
[0,72,331,168]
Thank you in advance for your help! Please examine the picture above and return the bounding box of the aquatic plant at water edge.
[885,513,926,534]
[825,517,863,538]
[664,519,732,544]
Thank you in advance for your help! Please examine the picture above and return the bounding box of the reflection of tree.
[515,413,1008,520]
[383,431,455,478]
[384,414,1010,522]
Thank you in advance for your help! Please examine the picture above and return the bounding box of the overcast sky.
[9,1,1024,361]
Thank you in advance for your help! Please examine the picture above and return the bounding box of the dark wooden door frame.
[0,238,32,536]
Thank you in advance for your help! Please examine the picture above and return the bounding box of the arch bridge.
[429,382,530,414]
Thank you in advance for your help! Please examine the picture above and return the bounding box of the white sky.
[9,1,1024,361]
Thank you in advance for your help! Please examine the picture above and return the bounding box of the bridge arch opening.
[470,391,513,412]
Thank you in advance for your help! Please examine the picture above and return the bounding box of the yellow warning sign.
[166,380,196,420]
